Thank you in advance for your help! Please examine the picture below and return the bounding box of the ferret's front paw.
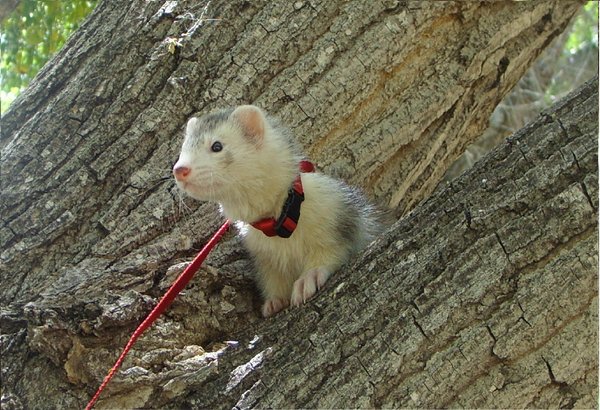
[262,298,289,317]
[290,267,331,307]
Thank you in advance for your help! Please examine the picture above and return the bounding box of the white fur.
[243,172,355,309]
[175,107,370,317]
[174,119,297,222]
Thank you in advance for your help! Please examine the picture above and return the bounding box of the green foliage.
[1,0,97,112]
[546,1,599,101]
[566,1,598,54]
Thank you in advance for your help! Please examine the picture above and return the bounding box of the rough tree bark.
[179,77,594,409]
[0,1,593,409]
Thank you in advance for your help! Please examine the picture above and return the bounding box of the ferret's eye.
[211,141,223,153]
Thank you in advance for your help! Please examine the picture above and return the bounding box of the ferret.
[173,105,380,317]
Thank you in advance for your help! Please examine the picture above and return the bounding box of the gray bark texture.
[0,1,596,409]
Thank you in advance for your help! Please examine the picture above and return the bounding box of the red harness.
[251,160,315,238]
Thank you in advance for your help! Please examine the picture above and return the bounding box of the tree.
[0,1,595,409]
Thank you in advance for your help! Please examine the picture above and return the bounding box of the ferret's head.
[173,105,296,205]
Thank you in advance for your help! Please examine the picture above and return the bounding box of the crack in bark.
[412,315,430,340]
[578,181,596,212]
[494,231,512,263]
[517,300,533,327]
[357,356,373,379]
[516,141,534,166]
[410,300,422,314]
[514,226,596,279]
[555,116,569,140]
[571,150,582,171]
[541,355,569,387]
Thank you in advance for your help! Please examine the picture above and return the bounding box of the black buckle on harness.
[274,187,305,238]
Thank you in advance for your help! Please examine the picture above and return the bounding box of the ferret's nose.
[173,165,191,181]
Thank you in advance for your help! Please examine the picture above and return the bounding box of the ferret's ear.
[230,105,265,143]
[185,117,199,137]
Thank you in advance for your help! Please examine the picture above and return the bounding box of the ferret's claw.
[290,267,331,307]
[262,298,289,317]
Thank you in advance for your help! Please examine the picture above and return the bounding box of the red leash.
[85,220,231,410]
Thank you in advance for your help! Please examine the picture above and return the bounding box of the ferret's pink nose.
[173,165,191,180]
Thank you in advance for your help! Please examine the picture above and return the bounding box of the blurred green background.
[1,0,98,112]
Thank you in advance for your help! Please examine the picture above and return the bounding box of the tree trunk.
[0,1,593,409]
